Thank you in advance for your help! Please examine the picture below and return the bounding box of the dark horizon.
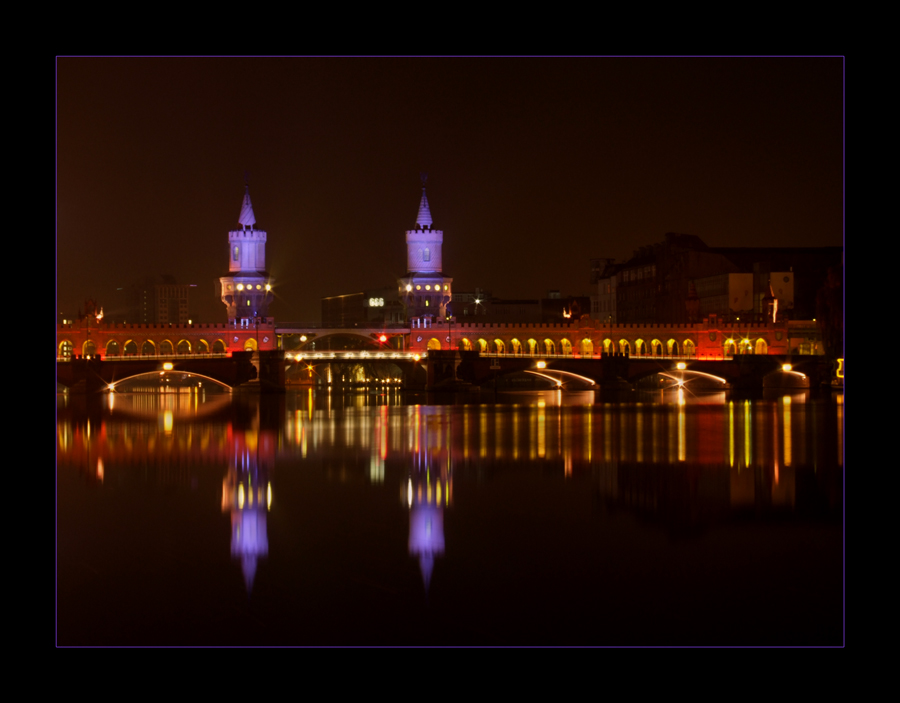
[57,57,844,324]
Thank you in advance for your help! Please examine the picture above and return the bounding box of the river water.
[57,386,844,646]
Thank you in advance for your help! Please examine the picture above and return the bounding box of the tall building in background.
[398,181,453,323]
[119,275,193,324]
[219,185,275,325]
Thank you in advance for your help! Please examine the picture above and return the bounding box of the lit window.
[233,246,239,261]
[423,248,431,262]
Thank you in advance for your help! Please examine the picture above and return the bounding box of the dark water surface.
[57,387,844,646]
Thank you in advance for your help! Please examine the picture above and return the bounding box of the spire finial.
[416,174,433,228]
[238,177,256,230]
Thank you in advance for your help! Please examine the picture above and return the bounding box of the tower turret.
[398,178,453,324]
[219,185,275,325]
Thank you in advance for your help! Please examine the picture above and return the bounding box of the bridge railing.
[289,351,423,361]
[456,352,736,361]
[58,353,232,362]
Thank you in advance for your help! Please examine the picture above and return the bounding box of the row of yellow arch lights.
[62,334,770,359]
[60,338,238,358]
[422,336,770,356]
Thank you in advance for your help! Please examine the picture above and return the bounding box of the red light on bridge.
[379,334,388,343]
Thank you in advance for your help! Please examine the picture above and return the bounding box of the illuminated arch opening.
[510,339,522,356]
[580,338,593,357]
[755,338,768,355]
[634,339,645,356]
[427,338,442,350]
[543,338,556,355]
[82,340,96,357]
[212,339,226,354]
[651,339,664,356]
[106,340,120,357]
[560,339,572,356]
[159,339,174,356]
[667,339,680,356]
[724,339,736,356]
[177,339,191,355]
[244,337,258,352]
[602,338,613,355]
[619,339,631,355]
[459,338,472,351]
[141,340,156,356]
[197,339,210,354]
[123,340,138,356]
[493,339,505,355]
[527,339,537,356]
[477,338,488,353]
[683,339,695,356]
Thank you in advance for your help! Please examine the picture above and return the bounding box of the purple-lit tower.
[219,185,275,325]
[397,181,453,323]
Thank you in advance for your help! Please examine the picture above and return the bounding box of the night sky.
[57,57,844,324]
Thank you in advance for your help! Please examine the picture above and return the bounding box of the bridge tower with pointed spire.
[219,184,275,325]
[398,176,453,323]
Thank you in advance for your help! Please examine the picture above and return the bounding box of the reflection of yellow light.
[267,482,272,510]
[407,479,413,507]
[238,484,245,509]
[782,363,792,372]
[783,396,792,468]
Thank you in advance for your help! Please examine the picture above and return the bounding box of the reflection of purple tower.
[406,407,452,592]
[221,426,275,594]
